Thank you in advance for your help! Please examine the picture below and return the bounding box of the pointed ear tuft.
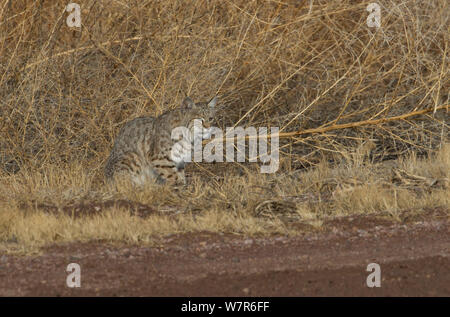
[208,96,217,109]
[182,97,195,108]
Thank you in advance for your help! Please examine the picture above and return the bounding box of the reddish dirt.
[0,213,448,296]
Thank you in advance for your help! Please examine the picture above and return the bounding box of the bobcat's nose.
[202,127,213,139]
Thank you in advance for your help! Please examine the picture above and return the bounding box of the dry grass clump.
[0,0,448,252]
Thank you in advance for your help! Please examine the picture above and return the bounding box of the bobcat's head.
[180,96,217,139]
[181,96,216,127]
[169,96,218,168]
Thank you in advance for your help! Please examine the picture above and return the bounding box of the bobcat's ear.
[208,96,217,109]
[182,96,195,108]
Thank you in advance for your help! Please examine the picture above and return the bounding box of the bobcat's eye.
[201,118,211,128]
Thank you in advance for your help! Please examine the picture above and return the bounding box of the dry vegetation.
[0,0,448,253]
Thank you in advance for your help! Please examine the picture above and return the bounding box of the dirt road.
[0,214,448,296]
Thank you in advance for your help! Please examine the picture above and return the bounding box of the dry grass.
[0,144,448,254]
[0,0,448,253]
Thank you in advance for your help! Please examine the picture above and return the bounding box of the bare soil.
[0,210,448,297]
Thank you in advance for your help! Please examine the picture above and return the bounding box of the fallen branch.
[283,104,449,138]
[205,104,449,143]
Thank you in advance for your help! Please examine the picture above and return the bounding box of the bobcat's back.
[104,116,157,183]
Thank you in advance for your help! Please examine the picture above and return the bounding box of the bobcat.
[104,96,217,186]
